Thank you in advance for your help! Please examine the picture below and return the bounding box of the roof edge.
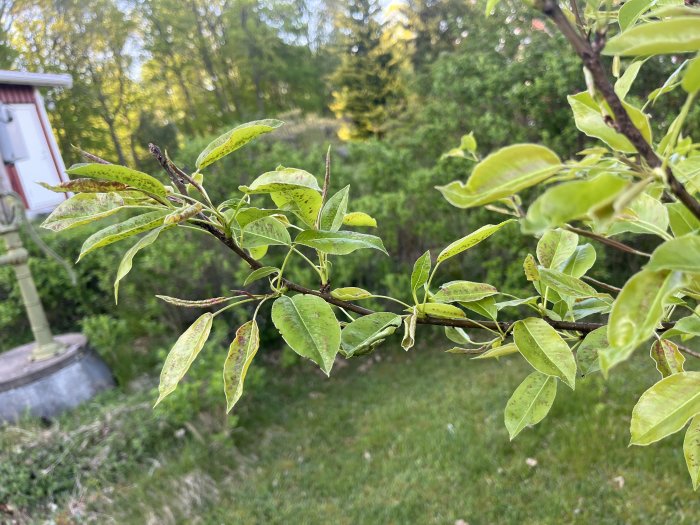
[0,71,73,88]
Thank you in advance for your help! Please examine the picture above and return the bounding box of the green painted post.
[0,205,65,361]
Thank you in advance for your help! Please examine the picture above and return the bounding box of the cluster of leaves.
[41,1,700,489]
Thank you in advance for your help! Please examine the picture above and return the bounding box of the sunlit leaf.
[271,188,323,227]
[155,313,213,406]
[41,193,135,232]
[437,144,561,208]
[682,55,700,94]
[559,244,596,278]
[223,320,260,412]
[630,372,700,445]
[538,268,599,299]
[603,18,700,57]
[473,342,518,360]
[513,318,576,389]
[243,266,279,286]
[411,251,431,299]
[504,371,557,439]
[244,167,321,193]
[667,202,700,237]
[342,211,377,228]
[39,178,129,193]
[618,0,653,31]
[196,119,283,169]
[523,253,540,282]
[271,295,340,375]
[437,220,514,262]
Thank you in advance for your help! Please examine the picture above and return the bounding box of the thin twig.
[582,275,621,294]
[149,143,188,195]
[565,225,651,258]
[72,145,110,165]
[677,342,700,360]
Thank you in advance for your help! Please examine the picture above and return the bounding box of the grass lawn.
[74,342,700,525]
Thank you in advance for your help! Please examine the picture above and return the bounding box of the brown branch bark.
[540,0,700,222]
[565,225,651,258]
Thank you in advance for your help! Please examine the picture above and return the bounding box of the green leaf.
[536,229,578,269]
[504,372,558,440]
[342,212,377,228]
[473,342,518,359]
[603,18,700,57]
[248,245,268,260]
[668,202,700,237]
[662,314,700,340]
[461,296,498,321]
[271,188,323,227]
[234,208,282,228]
[330,287,373,301]
[682,56,700,94]
[559,244,597,278]
[340,313,401,357]
[155,313,214,406]
[608,193,669,238]
[67,163,167,198]
[196,119,283,170]
[603,270,684,374]
[436,144,561,208]
[78,210,167,261]
[244,167,321,194]
[618,0,653,31]
[411,251,431,299]
[630,372,700,445]
[485,0,501,16]
[437,220,514,263]
[320,186,349,231]
[614,59,646,98]
[41,193,135,232]
[271,295,340,375]
[223,320,260,412]
[114,227,165,304]
[241,216,291,249]
[647,235,700,273]
[294,230,387,255]
[416,303,466,319]
[513,318,576,389]
[401,311,417,351]
[684,416,700,490]
[567,92,652,152]
[650,339,685,378]
[522,174,628,234]
[460,132,477,153]
[243,266,279,286]
[577,326,608,376]
[538,268,599,299]
[432,281,498,303]
[39,178,130,193]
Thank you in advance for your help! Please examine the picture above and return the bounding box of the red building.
[0,71,72,214]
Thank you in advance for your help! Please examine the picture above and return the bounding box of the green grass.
[72,344,700,525]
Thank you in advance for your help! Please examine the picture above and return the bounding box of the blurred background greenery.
[1,0,699,522]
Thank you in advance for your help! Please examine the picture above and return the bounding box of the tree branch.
[540,0,700,222]
[565,225,650,258]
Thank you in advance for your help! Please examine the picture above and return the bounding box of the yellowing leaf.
[416,303,466,319]
[155,313,214,406]
[196,119,283,169]
[504,371,557,440]
[437,220,514,263]
[630,372,700,445]
[330,287,373,301]
[241,216,291,248]
[647,235,700,273]
[473,342,518,360]
[342,212,377,227]
[223,320,260,412]
[271,188,323,227]
[650,339,685,378]
[437,144,561,209]
[41,193,132,232]
[536,229,578,269]
[245,167,321,193]
[513,318,576,389]
[67,163,167,198]
[402,310,417,351]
